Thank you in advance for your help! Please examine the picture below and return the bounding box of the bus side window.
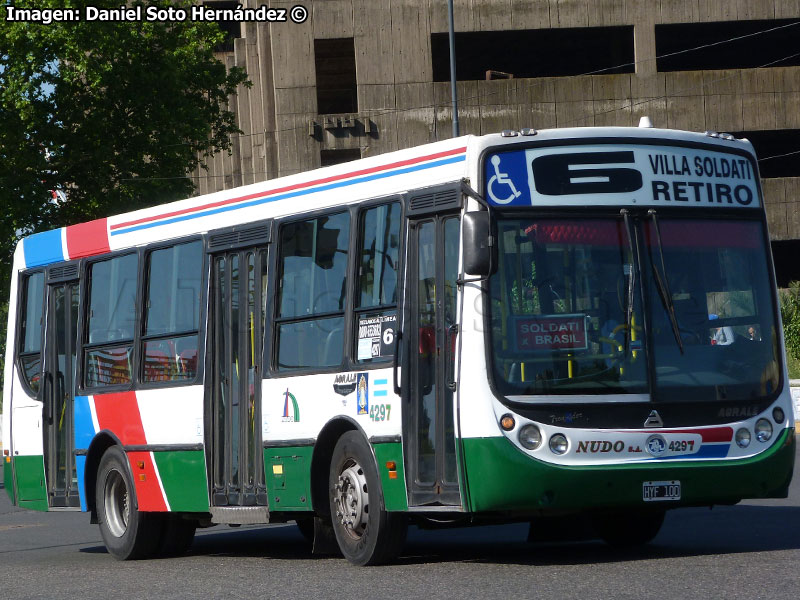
[354,202,401,363]
[141,240,203,383]
[84,253,138,388]
[17,270,45,395]
[275,212,350,371]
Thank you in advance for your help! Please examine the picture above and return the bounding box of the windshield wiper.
[620,210,636,355]
[647,209,684,354]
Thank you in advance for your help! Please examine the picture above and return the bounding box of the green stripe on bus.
[373,442,408,512]
[12,455,47,511]
[4,459,16,504]
[153,451,209,512]
[462,429,795,513]
[264,446,313,511]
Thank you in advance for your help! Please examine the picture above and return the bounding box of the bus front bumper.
[461,428,795,513]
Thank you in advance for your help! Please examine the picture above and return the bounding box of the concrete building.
[196,0,800,282]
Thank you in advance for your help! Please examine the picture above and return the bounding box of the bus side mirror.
[463,211,496,277]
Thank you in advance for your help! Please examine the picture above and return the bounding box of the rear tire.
[96,446,163,560]
[329,432,406,565]
[593,509,665,547]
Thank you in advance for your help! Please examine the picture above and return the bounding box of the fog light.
[755,419,773,442]
[518,424,542,450]
[735,428,751,448]
[773,407,785,424]
[500,414,516,431]
[549,433,568,455]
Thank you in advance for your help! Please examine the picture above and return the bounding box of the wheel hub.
[334,460,369,538]
[104,469,129,538]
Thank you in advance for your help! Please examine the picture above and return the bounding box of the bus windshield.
[488,216,780,401]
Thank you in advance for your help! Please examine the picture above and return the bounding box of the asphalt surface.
[1,445,799,600]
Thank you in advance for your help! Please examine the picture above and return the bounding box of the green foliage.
[786,352,800,380]
[0,300,6,407]
[0,0,249,306]
[780,281,800,365]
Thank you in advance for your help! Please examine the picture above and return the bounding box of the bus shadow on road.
[76,504,800,564]
[394,504,800,566]
[79,522,317,559]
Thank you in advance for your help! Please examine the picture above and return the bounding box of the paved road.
[1,447,799,600]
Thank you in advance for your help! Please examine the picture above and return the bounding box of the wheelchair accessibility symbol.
[487,155,523,204]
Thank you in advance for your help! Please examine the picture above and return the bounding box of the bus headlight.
[735,428,751,448]
[518,424,542,450]
[755,419,773,443]
[773,407,785,424]
[549,433,568,455]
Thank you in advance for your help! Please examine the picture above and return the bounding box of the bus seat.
[323,326,344,367]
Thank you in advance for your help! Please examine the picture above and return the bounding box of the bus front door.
[43,278,80,508]
[208,248,268,509]
[404,215,462,507]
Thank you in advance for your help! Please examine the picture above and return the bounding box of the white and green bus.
[3,125,795,564]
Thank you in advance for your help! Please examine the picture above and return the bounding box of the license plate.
[642,480,681,502]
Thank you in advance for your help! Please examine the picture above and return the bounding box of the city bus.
[2,125,795,565]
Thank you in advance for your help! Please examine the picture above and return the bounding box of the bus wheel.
[593,509,665,547]
[328,432,406,565]
[96,446,163,560]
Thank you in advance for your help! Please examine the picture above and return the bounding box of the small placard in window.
[513,314,588,352]
[357,313,397,360]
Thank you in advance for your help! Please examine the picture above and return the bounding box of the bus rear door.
[43,264,81,508]
[206,224,270,520]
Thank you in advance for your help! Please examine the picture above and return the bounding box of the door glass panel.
[230,254,240,489]
[53,286,68,490]
[443,217,460,485]
[213,257,227,491]
[416,221,436,485]
[246,252,257,490]
[69,284,79,488]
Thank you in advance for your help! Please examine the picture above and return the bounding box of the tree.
[0,1,249,391]
[0,0,248,286]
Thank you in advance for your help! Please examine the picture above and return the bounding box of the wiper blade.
[620,209,635,355]
[648,209,684,354]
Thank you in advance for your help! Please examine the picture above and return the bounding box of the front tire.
[96,446,163,560]
[329,432,406,565]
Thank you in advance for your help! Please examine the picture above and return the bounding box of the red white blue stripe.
[110,146,467,237]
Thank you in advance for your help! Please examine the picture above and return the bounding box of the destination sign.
[484,143,761,208]
[513,314,588,352]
